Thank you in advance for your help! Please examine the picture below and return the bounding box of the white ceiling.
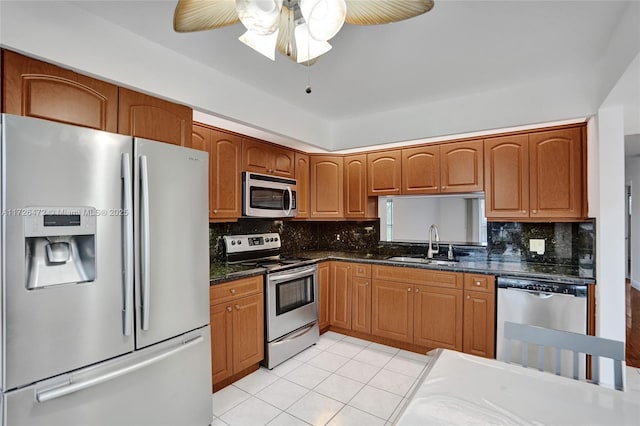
[70,0,627,120]
[1,1,638,150]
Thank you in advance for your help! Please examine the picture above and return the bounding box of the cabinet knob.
[532,210,537,214]
[407,287,412,292]
[230,288,236,294]
[213,210,218,214]
[521,210,527,214]
[442,186,446,189]
[235,304,240,310]
[466,295,471,300]
[226,306,232,312]
[415,288,419,293]
[475,281,481,286]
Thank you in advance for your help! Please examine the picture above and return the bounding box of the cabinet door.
[210,304,233,384]
[371,280,413,343]
[367,150,402,196]
[3,50,118,132]
[211,129,242,220]
[191,124,214,219]
[329,263,352,330]
[318,262,331,330]
[344,154,369,218]
[413,285,462,350]
[232,293,264,372]
[463,291,495,358]
[118,88,192,146]
[529,128,583,219]
[352,276,371,334]
[310,155,344,218]
[271,146,295,178]
[484,134,529,219]
[295,153,310,218]
[440,140,484,193]
[242,138,271,174]
[402,145,440,194]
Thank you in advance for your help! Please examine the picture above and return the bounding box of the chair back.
[503,321,625,390]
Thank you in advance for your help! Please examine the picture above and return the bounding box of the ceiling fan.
[173,0,435,64]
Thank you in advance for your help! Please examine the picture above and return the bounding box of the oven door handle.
[269,267,316,283]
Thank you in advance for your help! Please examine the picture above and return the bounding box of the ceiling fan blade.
[173,0,240,32]
[344,0,434,25]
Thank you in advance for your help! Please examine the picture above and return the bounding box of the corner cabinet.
[118,87,192,146]
[242,138,295,178]
[2,50,118,132]
[310,155,344,218]
[484,126,585,220]
[192,124,242,222]
[210,276,264,391]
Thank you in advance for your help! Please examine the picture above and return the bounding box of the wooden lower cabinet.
[329,262,352,329]
[414,285,463,350]
[372,279,414,343]
[351,264,372,334]
[210,276,264,390]
[462,274,496,358]
[318,262,331,330]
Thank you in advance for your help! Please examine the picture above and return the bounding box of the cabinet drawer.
[463,274,495,293]
[353,263,371,278]
[372,265,462,289]
[210,275,263,305]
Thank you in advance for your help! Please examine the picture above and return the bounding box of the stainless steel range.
[223,233,319,369]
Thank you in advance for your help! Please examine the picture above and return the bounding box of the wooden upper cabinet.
[344,154,370,218]
[485,126,585,221]
[2,50,118,132]
[295,153,310,218]
[367,150,402,196]
[192,124,242,221]
[529,128,583,219]
[242,138,295,178]
[211,129,242,221]
[402,145,440,194]
[310,155,344,218]
[118,87,192,146]
[440,140,484,193]
[484,134,530,219]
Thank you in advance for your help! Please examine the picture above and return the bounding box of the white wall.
[626,157,640,289]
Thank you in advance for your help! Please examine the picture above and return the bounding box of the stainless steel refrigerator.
[0,114,212,425]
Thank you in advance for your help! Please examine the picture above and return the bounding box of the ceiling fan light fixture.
[239,29,280,60]
[300,0,346,41]
[236,0,284,35]
[294,23,332,63]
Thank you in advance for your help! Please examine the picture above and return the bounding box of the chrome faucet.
[427,224,440,259]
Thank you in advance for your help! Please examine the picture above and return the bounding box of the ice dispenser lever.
[46,241,71,264]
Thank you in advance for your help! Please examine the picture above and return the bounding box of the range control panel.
[223,233,281,254]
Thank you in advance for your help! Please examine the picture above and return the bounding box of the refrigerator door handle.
[122,153,134,336]
[140,155,151,331]
[35,335,204,403]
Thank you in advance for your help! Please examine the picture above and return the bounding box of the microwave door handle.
[285,186,293,216]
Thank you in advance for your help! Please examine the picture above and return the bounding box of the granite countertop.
[210,250,595,285]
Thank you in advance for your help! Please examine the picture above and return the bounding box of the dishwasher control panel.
[497,277,587,297]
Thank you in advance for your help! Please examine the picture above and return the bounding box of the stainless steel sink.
[386,256,458,266]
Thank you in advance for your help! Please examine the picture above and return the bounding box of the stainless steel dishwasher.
[496,276,588,379]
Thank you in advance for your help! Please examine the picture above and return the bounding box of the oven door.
[266,265,318,341]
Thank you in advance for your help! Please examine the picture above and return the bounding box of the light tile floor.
[212,331,640,426]
[211,332,429,426]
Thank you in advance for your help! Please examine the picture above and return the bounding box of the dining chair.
[503,321,625,390]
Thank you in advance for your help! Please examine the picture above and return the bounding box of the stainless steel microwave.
[242,172,297,218]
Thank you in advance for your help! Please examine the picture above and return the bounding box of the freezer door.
[1,115,134,391]
[3,327,212,426]
[134,139,209,349]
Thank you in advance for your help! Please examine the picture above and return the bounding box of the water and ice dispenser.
[24,207,97,289]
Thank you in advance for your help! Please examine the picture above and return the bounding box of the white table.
[396,349,640,425]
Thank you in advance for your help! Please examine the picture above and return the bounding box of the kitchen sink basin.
[386,256,458,266]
